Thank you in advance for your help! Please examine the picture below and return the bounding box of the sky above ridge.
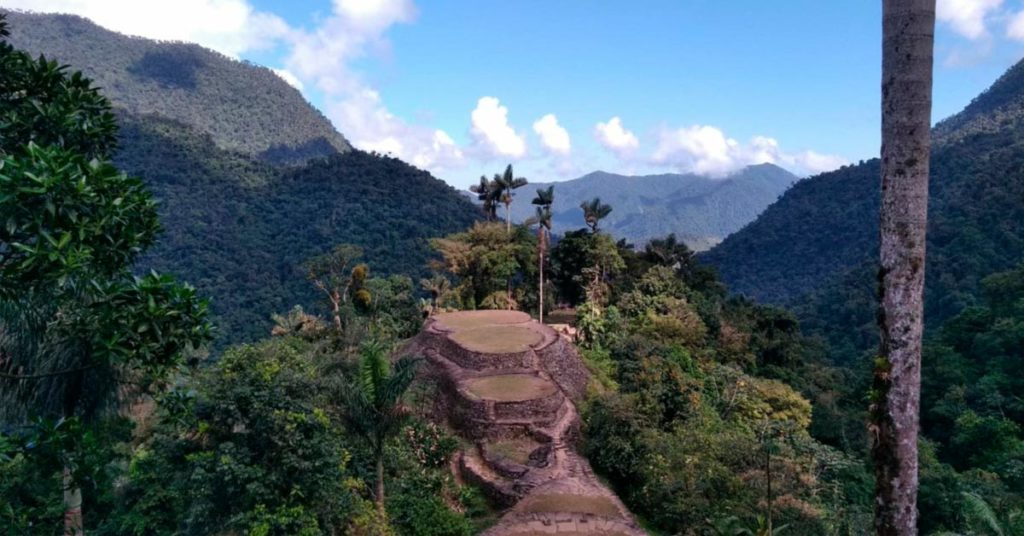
[3,0,1023,188]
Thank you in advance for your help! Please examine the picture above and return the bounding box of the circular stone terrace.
[421,310,645,536]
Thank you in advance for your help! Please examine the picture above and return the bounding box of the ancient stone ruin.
[405,310,646,536]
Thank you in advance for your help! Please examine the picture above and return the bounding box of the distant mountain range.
[3,10,480,345]
[702,56,1024,363]
[502,164,798,250]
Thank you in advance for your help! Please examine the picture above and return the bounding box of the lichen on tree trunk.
[873,1,935,535]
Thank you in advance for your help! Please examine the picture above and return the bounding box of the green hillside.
[116,113,480,345]
[3,9,350,164]
[506,163,796,250]
[0,10,482,346]
[702,58,1024,363]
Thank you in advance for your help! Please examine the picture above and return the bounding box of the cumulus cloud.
[271,68,304,91]
[2,0,289,57]
[594,117,639,156]
[1006,9,1024,40]
[532,114,571,155]
[470,97,527,158]
[937,0,1003,39]
[652,124,846,177]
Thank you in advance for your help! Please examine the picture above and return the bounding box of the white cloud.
[1006,9,1024,40]
[937,0,1003,39]
[470,97,526,158]
[2,0,290,57]
[328,88,464,173]
[652,124,846,177]
[594,116,639,156]
[271,68,304,91]
[532,114,571,155]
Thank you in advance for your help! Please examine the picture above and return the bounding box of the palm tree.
[933,492,1024,536]
[342,340,421,515]
[872,2,935,535]
[469,175,499,221]
[580,197,612,233]
[494,164,528,233]
[420,275,452,314]
[530,186,554,323]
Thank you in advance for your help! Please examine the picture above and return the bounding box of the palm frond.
[962,492,1005,536]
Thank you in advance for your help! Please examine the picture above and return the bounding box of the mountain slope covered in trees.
[3,9,350,164]
[506,164,796,250]
[0,9,482,346]
[702,57,1024,363]
[116,114,480,345]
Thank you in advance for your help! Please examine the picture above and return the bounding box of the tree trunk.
[63,465,83,536]
[331,292,342,331]
[538,237,545,323]
[873,2,934,535]
[506,203,511,233]
[375,454,385,516]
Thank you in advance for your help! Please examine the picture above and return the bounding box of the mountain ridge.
[702,57,1024,362]
[504,163,797,250]
[3,8,350,165]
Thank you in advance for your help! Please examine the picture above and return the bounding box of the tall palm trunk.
[538,231,545,323]
[375,453,385,516]
[505,203,511,233]
[873,2,934,535]
[63,465,83,536]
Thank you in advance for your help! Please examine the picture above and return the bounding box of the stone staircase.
[406,311,646,536]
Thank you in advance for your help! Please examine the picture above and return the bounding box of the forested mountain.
[116,114,479,345]
[703,57,1024,363]
[0,9,481,346]
[504,164,797,250]
[3,9,350,164]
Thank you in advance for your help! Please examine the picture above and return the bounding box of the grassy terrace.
[450,325,543,353]
[518,494,622,517]
[433,310,530,331]
[463,374,558,402]
[487,438,543,465]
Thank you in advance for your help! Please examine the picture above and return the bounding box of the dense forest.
[116,113,480,346]
[0,9,483,348]
[2,9,350,164]
[3,6,1024,536]
[702,55,1024,363]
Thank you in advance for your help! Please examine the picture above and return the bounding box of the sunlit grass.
[463,374,557,401]
[450,325,542,353]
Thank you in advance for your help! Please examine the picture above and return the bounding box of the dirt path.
[407,311,646,536]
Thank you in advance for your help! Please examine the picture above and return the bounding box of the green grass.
[487,438,542,465]
[463,374,558,402]
[518,494,622,517]
[450,325,543,353]
[434,310,530,331]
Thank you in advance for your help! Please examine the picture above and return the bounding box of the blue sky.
[7,0,1024,187]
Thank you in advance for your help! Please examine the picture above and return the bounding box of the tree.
[580,197,613,233]
[303,244,368,331]
[871,2,935,535]
[420,274,452,315]
[430,222,536,310]
[343,340,421,515]
[530,186,554,322]
[0,22,211,534]
[493,164,528,233]
[469,175,499,221]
